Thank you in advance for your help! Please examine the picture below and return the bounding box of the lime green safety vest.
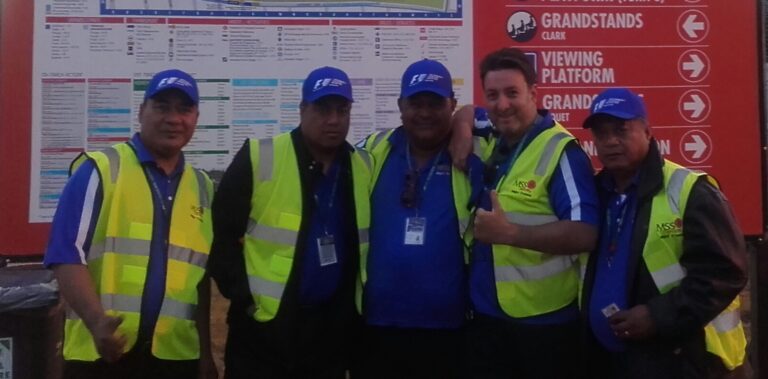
[644,160,746,370]
[360,129,474,311]
[489,123,584,318]
[243,133,372,322]
[64,143,213,361]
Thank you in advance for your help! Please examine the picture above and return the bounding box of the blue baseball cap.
[144,69,199,105]
[400,59,453,99]
[302,66,354,103]
[583,87,647,128]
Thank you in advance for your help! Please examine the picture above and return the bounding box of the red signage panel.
[474,0,763,235]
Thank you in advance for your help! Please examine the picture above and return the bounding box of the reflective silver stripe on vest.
[258,138,274,182]
[65,294,141,320]
[88,237,151,261]
[505,212,559,226]
[246,220,298,245]
[667,168,690,215]
[535,132,571,176]
[369,131,388,151]
[248,275,286,300]
[67,294,195,321]
[103,146,120,184]
[473,137,483,157]
[168,244,208,269]
[358,228,370,244]
[650,262,686,290]
[709,309,741,334]
[159,298,196,320]
[495,256,576,282]
[101,293,142,313]
[356,148,372,172]
[459,219,469,233]
[193,169,210,209]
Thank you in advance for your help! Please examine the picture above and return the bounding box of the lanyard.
[143,166,171,218]
[313,164,341,235]
[605,194,631,267]
[405,141,445,214]
[492,128,532,191]
[128,139,172,218]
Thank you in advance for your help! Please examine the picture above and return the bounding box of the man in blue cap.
[209,66,372,378]
[450,47,599,379]
[356,59,484,378]
[580,88,748,378]
[44,68,217,378]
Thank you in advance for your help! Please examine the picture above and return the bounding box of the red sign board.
[473,0,764,235]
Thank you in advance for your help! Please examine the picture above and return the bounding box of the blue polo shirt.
[588,176,638,352]
[470,111,599,324]
[44,133,182,342]
[364,127,484,329]
[298,158,349,306]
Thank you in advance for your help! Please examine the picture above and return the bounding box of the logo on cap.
[592,98,626,112]
[156,77,194,90]
[409,73,444,87]
[313,78,348,92]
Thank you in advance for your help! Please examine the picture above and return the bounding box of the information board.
[0,0,763,256]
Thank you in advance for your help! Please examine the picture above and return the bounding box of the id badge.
[404,217,427,246]
[317,235,338,266]
[601,303,621,318]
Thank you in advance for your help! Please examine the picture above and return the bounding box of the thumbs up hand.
[91,314,127,363]
[474,190,518,245]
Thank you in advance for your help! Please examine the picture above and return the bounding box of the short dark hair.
[479,48,537,87]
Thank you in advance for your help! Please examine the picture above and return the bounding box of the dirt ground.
[210,281,230,378]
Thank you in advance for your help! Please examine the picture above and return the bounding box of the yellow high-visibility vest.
[64,142,213,361]
[643,160,746,370]
[243,133,372,321]
[489,123,584,317]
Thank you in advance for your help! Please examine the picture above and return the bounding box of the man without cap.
[44,69,217,378]
[452,47,599,379]
[356,59,484,378]
[209,66,371,378]
[580,87,748,379]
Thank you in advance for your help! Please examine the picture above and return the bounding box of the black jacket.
[208,129,362,371]
[581,140,747,379]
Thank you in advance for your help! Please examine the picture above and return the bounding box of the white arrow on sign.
[683,14,705,39]
[683,94,705,118]
[684,134,707,159]
[682,54,704,78]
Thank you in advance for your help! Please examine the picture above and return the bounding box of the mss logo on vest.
[190,205,204,221]
[511,179,537,197]
[655,218,683,239]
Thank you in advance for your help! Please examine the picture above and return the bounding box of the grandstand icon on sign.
[507,11,537,42]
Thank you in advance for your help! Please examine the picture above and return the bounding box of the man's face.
[138,89,198,159]
[299,95,352,151]
[590,116,651,175]
[482,69,538,141]
[398,92,456,150]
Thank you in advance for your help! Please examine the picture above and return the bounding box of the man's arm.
[645,178,748,340]
[473,191,597,254]
[208,140,253,303]
[473,142,599,254]
[53,264,127,362]
[448,104,476,170]
[45,161,127,362]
